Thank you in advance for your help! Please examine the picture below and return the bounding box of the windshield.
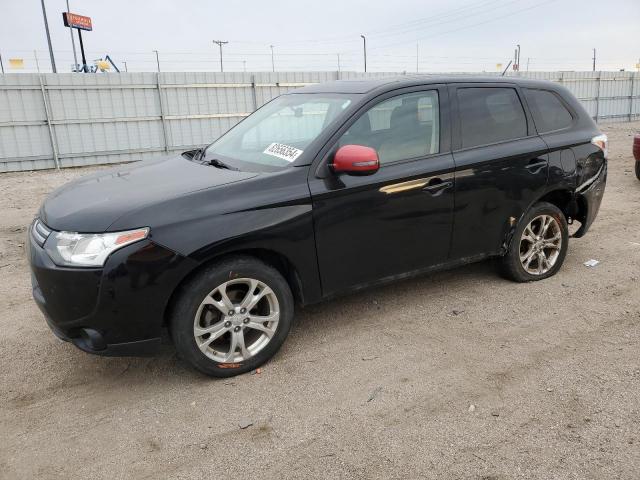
[203,93,358,171]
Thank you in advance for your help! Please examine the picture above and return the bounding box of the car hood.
[40,155,258,232]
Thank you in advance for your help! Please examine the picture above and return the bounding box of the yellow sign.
[636,63,640,70]
[9,58,24,69]
[95,60,111,72]
[496,63,502,71]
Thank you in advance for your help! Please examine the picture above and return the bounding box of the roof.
[292,75,560,94]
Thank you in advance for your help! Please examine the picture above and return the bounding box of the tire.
[500,202,569,282]
[635,161,640,181]
[170,256,294,377]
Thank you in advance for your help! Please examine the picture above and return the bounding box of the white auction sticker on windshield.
[263,143,303,162]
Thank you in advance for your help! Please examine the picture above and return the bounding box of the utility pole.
[526,57,530,72]
[360,35,367,73]
[212,40,228,73]
[40,0,56,72]
[516,44,521,72]
[153,50,160,72]
[77,29,88,72]
[123,61,128,72]
[337,53,341,72]
[0,52,4,74]
[270,45,275,72]
[66,0,78,71]
[592,48,596,72]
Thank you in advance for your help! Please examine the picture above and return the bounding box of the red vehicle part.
[634,134,640,180]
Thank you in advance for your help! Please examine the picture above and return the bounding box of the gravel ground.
[1,122,639,480]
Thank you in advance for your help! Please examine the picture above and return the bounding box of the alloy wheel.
[193,278,280,362]
[519,214,562,275]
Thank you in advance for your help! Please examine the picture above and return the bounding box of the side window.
[457,87,527,149]
[339,90,439,164]
[524,89,573,133]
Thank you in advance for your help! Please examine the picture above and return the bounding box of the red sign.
[62,12,92,31]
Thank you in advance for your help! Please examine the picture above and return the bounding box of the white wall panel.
[0,71,638,172]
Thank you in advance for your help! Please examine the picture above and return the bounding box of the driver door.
[308,85,456,296]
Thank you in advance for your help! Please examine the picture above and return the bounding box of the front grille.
[31,219,52,247]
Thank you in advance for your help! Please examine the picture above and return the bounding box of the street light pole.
[153,50,160,72]
[40,0,56,72]
[360,35,367,73]
[592,48,596,72]
[212,40,228,73]
[66,0,78,71]
[270,45,275,72]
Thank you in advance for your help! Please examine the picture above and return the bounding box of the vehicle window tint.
[457,87,527,148]
[524,88,573,133]
[339,90,439,164]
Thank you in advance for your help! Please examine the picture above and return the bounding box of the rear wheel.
[635,160,640,181]
[170,256,294,377]
[500,202,569,282]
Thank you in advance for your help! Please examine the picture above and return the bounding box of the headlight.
[44,228,149,267]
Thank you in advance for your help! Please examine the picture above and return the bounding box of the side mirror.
[331,145,380,176]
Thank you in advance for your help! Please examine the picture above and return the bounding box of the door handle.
[422,178,453,195]
[525,160,547,173]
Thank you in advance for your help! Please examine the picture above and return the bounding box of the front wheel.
[635,160,640,181]
[500,202,569,282]
[170,256,294,377]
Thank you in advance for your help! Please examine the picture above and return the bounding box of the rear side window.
[524,89,573,133]
[457,87,527,148]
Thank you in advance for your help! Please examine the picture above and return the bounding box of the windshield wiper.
[205,158,238,170]
[193,148,205,161]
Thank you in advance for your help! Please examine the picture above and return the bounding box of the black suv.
[28,76,607,376]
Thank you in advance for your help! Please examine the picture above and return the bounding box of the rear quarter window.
[457,87,528,149]
[524,89,574,133]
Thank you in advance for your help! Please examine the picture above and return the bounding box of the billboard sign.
[62,12,92,31]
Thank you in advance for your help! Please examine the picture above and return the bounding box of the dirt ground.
[1,122,639,480]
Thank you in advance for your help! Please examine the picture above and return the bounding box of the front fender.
[186,204,322,304]
[114,168,322,305]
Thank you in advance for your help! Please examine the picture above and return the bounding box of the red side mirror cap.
[332,145,380,176]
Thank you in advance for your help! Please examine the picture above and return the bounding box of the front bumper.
[40,313,161,356]
[28,224,197,356]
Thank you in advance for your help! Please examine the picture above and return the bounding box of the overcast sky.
[0,0,638,73]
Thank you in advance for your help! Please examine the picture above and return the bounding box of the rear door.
[308,85,455,296]
[449,83,549,259]
[523,87,580,184]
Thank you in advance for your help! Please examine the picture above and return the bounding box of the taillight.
[591,133,608,158]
